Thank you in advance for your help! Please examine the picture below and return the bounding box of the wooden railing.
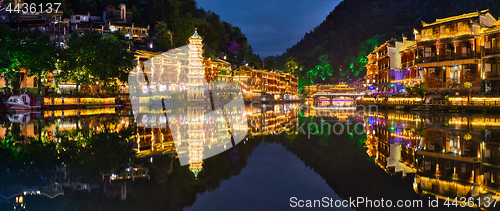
[416,52,479,64]
[485,72,500,80]
[401,60,415,69]
[485,47,500,55]
[419,30,472,41]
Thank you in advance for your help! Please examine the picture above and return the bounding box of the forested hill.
[273,0,500,88]
[50,0,262,67]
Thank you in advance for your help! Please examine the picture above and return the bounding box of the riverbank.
[28,99,305,111]
[357,96,500,113]
[243,99,305,104]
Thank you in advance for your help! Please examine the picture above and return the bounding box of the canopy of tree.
[0,25,134,94]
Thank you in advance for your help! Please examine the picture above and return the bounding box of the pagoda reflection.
[134,103,300,177]
[364,112,500,204]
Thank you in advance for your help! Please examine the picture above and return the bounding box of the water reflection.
[5,104,500,210]
[362,111,500,206]
[0,103,300,210]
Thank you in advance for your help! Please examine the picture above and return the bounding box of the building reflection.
[0,108,132,142]
[135,103,300,177]
[303,105,362,124]
[364,112,500,203]
[247,103,300,136]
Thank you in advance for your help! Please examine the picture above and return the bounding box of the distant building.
[233,67,298,101]
[103,4,132,24]
[108,22,149,40]
[70,11,91,24]
[204,58,232,83]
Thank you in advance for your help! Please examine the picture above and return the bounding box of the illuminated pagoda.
[187,28,206,102]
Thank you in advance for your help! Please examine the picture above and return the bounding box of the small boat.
[5,94,41,110]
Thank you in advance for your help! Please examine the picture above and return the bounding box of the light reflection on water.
[1,105,496,210]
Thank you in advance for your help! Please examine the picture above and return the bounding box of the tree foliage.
[57,30,134,93]
[284,57,299,74]
[405,82,427,101]
[0,25,58,94]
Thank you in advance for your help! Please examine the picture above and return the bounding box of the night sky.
[196,0,342,58]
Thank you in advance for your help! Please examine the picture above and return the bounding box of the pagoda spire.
[190,28,202,39]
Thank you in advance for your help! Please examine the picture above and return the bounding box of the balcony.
[378,64,389,71]
[438,53,455,61]
[401,60,414,69]
[416,52,479,64]
[456,52,479,60]
[485,47,500,56]
[419,29,473,41]
[485,71,500,80]
[416,56,438,63]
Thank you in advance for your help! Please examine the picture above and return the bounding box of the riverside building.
[366,9,500,95]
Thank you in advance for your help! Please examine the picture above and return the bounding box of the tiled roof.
[422,9,489,28]
[482,22,500,34]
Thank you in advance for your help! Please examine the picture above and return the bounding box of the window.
[486,41,492,49]
[424,47,432,57]
[444,23,457,33]
[0,16,5,20]
[76,16,80,20]
[433,27,439,35]
[486,63,491,72]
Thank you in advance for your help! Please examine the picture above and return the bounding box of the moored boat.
[5,94,41,110]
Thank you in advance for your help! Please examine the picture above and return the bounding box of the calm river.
[0,104,495,210]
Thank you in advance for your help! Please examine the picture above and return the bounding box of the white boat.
[5,94,41,110]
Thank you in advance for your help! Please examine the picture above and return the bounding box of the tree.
[0,26,30,94]
[22,29,59,95]
[153,21,172,50]
[405,82,427,102]
[58,31,134,94]
[464,81,472,104]
[57,31,100,93]
[92,34,135,93]
[0,26,58,95]
[284,57,299,74]
[305,54,332,83]
[264,58,278,70]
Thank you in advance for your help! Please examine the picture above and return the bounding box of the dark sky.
[196,0,342,58]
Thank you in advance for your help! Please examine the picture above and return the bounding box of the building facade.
[366,9,500,95]
[233,67,299,101]
[365,37,418,94]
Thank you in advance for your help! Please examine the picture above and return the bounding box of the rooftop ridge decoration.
[421,9,489,28]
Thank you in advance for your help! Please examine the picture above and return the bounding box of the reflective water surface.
[1,104,497,210]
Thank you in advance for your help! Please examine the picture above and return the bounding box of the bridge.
[312,92,365,107]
